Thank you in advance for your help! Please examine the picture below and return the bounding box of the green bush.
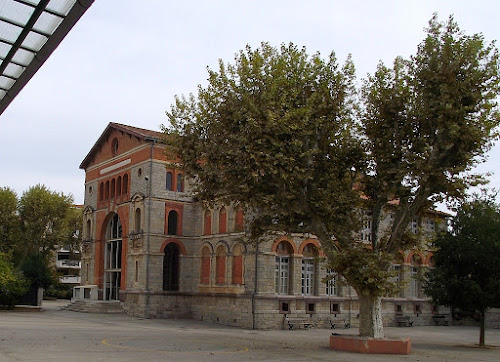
[0,253,28,308]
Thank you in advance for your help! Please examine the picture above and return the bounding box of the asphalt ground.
[0,300,498,361]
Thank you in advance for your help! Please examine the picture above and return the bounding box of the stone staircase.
[62,299,124,314]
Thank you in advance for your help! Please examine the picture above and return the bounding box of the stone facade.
[80,122,449,329]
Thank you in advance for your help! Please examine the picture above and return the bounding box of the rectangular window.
[396,304,403,314]
[275,256,289,294]
[301,259,314,295]
[307,302,315,313]
[410,218,418,234]
[279,301,290,314]
[390,264,404,297]
[326,269,337,296]
[414,303,422,314]
[425,219,436,233]
[361,211,372,241]
[410,266,419,298]
[330,302,340,314]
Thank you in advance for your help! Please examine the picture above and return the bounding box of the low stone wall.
[119,291,442,330]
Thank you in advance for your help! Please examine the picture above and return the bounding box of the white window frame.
[326,268,337,296]
[410,218,418,234]
[410,266,419,298]
[275,256,289,294]
[361,211,372,241]
[425,218,436,233]
[301,258,315,295]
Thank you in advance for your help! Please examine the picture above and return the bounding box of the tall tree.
[0,187,20,254]
[425,196,500,346]
[18,184,75,256]
[165,15,499,338]
[356,14,500,337]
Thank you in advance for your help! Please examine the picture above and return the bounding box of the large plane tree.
[164,15,499,338]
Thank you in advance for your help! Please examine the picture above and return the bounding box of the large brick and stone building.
[79,122,448,329]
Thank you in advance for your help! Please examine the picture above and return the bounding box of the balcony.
[59,275,81,284]
[56,259,81,269]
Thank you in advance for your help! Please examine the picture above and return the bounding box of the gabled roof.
[79,122,164,170]
[0,0,95,116]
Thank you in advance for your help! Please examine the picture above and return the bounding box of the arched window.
[235,208,244,232]
[163,243,180,291]
[219,207,227,234]
[232,244,244,285]
[204,211,212,235]
[167,210,178,235]
[105,181,110,200]
[111,178,116,198]
[301,244,317,295]
[134,208,141,232]
[166,171,173,191]
[99,182,104,201]
[200,246,211,284]
[105,213,122,300]
[216,245,226,284]
[122,174,128,194]
[85,220,91,239]
[176,173,183,192]
[116,176,122,196]
[275,241,293,294]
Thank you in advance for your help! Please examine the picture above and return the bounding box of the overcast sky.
[1,0,499,204]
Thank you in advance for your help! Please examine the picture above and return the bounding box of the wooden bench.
[396,315,413,327]
[432,314,449,326]
[285,316,313,330]
[330,318,350,329]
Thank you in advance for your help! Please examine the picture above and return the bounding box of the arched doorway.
[163,242,180,291]
[104,213,122,300]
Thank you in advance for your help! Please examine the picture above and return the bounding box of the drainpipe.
[252,242,259,329]
[144,139,155,318]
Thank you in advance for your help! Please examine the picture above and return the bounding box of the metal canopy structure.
[0,0,94,116]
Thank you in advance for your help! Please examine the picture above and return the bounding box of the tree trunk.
[358,294,384,338]
[479,309,485,347]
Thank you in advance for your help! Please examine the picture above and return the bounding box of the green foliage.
[18,184,74,255]
[0,253,28,308]
[19,251,56,290]
[425,196,500,313]
[0,187,20,253]
[165,42,363,241]
[164,16,500,337]
[61,207,83,258]
[360,14,500,255]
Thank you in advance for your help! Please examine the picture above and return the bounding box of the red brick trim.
[271,236,298,254]
[159,238,187,255]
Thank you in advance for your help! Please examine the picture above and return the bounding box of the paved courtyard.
[0,300,499,361]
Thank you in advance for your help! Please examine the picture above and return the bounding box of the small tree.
[61,206,83,260]
[425,196,500,347]
[0,187,20,254]
[0,253,28,308]
[19,251,56,291]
